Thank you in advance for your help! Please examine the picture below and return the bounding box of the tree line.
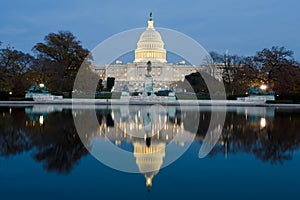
[210,47,300,96]
[0,31,100,97]
[1,31,300,98]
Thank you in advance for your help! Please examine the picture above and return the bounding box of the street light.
[260,84,267,90]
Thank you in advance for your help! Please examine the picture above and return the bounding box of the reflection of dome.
[133,140,166,191]
[134,13,167,63]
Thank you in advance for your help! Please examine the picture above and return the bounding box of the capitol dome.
[134,13,167,63]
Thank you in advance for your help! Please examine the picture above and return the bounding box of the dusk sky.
[1,0,300,60]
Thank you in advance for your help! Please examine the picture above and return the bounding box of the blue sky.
[1,0,300,60]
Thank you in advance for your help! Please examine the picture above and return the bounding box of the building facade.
[93,14,221,92]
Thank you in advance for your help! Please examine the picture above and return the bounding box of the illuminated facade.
[93,13,222,92]
[134,14,167,63]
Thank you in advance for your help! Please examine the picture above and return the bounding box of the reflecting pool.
[0,105,300,199]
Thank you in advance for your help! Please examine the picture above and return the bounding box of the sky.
[0,0,300,60]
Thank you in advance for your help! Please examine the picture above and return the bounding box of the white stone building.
[93,14,221,92]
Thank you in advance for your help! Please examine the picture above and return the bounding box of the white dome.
[134,15,167,63]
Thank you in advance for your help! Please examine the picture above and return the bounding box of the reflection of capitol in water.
[94,106,195,190]
[103,106,187,144]
[134,140,165,190]
[2,105,300,198]
[24,105,276,190]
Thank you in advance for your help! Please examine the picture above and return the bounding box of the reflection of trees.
[33,132,88,173]
[0,108,88,173]
[252,113,300,164]
[1,106,300,174]
[202,110,300,164]
[30,111,89,173]
[0,108,32,156]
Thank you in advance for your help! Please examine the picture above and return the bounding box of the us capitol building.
[93,13,222,92]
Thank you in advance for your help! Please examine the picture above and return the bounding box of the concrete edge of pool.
[0,99,299,107]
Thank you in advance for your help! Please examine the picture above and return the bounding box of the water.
[0,105,300,200]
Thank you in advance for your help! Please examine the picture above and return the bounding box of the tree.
[32,31,91,93]
[210,51,244,95]
[232,56,261,94]
[253,46,299,95]
[26,58,64,93]
[0,45,34,95]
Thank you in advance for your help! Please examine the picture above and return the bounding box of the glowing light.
[146,177,152,187]
[9,92,12,95]
[260,85,267,90]
[39,83,45,88]
[260,117,267,128]
[39,115,44,125]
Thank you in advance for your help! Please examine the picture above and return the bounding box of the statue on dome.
[150,12,153,21]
